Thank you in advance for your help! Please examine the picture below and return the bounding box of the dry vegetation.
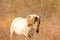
[0,0,60,40]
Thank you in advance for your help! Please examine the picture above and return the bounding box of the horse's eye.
[35,17,38,22]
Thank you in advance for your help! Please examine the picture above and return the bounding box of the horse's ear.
[36,17,40,33]
[27,16,34,27]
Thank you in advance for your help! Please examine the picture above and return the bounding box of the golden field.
[0,0,60,40]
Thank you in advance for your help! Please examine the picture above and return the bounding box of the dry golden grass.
[0,0,60,40]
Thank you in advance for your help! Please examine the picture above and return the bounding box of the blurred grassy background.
[0,0,60,40]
